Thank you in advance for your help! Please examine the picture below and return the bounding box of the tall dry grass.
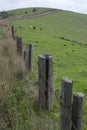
[0,19,59,130]
[0,32,27,129]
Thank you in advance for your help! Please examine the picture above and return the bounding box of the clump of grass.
[2,46,10,57]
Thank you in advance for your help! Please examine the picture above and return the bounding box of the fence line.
[13,26,84,130]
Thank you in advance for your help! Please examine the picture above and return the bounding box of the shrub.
[32,8,37,13]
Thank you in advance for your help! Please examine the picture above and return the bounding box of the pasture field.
[12,10,87,43]
[11,10,87,129]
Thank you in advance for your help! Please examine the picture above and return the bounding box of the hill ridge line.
[11,9,63,20]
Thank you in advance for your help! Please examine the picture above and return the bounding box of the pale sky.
[0,0,87,14]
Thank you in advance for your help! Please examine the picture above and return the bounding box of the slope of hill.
[1,8,87,130]
[11,8,87,128]
[12,10,87,44]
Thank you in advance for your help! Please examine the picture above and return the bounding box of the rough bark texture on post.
[72,92,84,130]
[25,43,33,71]
[60,78,73,130]
[16,37,22,56]
[38,54,54,111]
[11,26,15,39]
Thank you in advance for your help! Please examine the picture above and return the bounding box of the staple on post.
[60,77,73,130]
[38,54,54,111]
[72,92,84,130]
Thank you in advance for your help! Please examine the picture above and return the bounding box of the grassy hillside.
[11,10,87,86]
[11,9,87,129]
[1,8,87,129]
[12,10,87,43]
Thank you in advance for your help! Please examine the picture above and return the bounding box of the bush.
[25,11,28,14]
[33,26,36,30]
[32,8,37,13]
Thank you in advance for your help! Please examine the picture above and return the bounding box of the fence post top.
[17,36,22,40]
[19,37,22,40]
[62,77,72,84]
[38,54,53,59]
[26,43,33,47]
[28,43,32,45]
[74,92,84,97]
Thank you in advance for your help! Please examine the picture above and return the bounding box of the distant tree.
[25,11,28,14]
[32,8,37,13]
[33,26,36,30]
[0,11,8,19]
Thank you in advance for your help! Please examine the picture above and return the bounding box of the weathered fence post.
[25,43,33,71]
[16,37,22,55]
[72,92,84,130]
[38,54,54,111]
[60,78,73,130]
[24,50,26,61]
[11,25,15,39]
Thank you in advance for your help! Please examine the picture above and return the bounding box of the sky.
[0,0,87,14]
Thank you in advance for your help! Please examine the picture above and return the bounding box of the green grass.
[12,11,87,88]
[0,9,87,130]
[11,10,87,129]
[12,10,87,43]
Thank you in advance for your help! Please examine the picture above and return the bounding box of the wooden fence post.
[60,78,73,130]
[16,37,22,56]
[24,50,26,61]
[38,54,54,111]
[25,43,33,71]
[72,92,84,130]
[11,25,15,39]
